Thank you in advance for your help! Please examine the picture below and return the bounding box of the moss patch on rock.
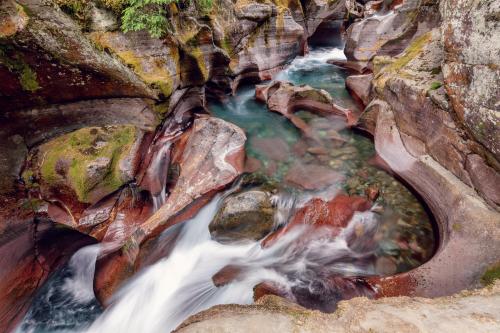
[481,263,500,286]
[38,126,138,203]
[0,46,40,92]
[89,32,178,97]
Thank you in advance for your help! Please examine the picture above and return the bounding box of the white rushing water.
[84,188,378,333]
[277,46,346,79]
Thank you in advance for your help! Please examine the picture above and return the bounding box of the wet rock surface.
[209,188,275,242]
[95,116,247,301]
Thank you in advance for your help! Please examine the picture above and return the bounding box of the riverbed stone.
[209,188,275,242]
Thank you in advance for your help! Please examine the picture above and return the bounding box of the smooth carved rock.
[368,103,500,298]
[135,117,246,240]
[95,117,247,301]
[344,0,440,63]
[302,0,347,37]
[345,74,373,106]
[231,10,305,87]
[176,283,500,333]
[256,81,355,133]
[372,29,474,188]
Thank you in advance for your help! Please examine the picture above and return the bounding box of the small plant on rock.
[121,0,179,38]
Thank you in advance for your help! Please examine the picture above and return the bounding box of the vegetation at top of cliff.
[121,0,213,38]
[121,0,176,38]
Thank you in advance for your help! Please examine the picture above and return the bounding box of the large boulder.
[33,126,143,203]
[209,188,276,242]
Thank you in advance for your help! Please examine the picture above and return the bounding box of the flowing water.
[18,45,435,333]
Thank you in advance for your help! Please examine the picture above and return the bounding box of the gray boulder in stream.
[209,189,275,243]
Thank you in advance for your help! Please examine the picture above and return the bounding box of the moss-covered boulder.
[32,125,143,204]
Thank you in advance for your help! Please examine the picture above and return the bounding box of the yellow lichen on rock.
[89,31,178,97]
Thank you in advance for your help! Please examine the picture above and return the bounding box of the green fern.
[121,0,178,38]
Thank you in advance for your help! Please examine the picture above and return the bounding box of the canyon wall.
[0,0,346,330]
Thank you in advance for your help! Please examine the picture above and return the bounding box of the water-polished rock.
[256,81,355,132]
[209,188,275,243]
[284,161,345,190]
[95,116,247,301]
[262,194,372,247]
[345,74,373,107]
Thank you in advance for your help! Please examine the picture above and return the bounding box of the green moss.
[383,32,432,74]
[188,47,209,82]
[19,65,40,92]
[0,46,40,92]
[39,126,137,203]
[220,36,233,55]
[429,81,442,90]
[481,263,500,286]
[90,33,177,98]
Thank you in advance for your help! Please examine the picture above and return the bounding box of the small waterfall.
[85,190,379,333]
[141,141,172,212]
[17,245,102,333]
[152,186,167,212]
[277,46,345,79]
[62,246,101,303]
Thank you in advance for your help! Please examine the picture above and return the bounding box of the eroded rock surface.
[176,282,500,333]
[256,81,355,133]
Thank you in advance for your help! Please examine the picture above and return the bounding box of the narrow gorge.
[0,0,499,332]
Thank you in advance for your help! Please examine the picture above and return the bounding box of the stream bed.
[18,46,435,333]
